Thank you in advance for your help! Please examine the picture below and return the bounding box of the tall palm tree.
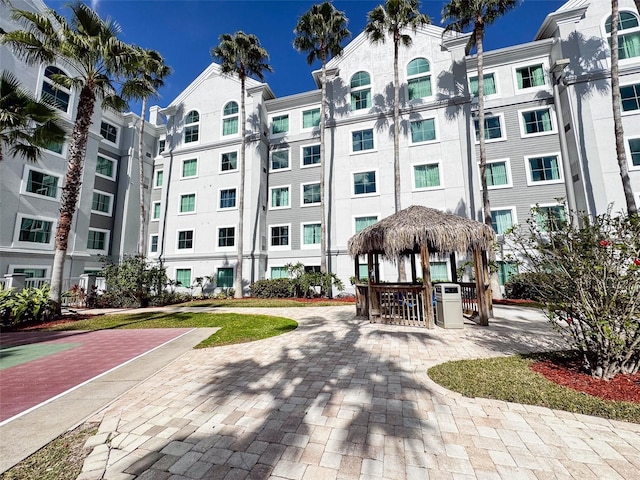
[365,0,430,281]
[0,70,66,163]
[610,0,638,215]
[211,32,272,298]
[127,47,171,255]
[294,2,350,277]
[443,0,518,300]
[2,2,145,310]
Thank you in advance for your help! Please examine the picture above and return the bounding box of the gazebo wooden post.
[473,246,490,326]
[482,248,494,318]
[374,254,380,284]
[420,245,434,329]
[367,253,378,322]
[410,254,417,283]
[449,252,457,282]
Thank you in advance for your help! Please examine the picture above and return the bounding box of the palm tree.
[127,48,171,255]
[211,32,272,298]
[294,2,350,277]
[2,2,145,310]
[610,0,638,215]
[0,70,66,163]
[365,0,430,281]
[442,0,518,300]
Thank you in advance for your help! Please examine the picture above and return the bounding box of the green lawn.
[428,354,640,424]
[46,311,297,348]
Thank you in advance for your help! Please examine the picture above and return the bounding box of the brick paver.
[79,306,640,479]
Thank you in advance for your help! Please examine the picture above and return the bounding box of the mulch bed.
[531,355,640,403]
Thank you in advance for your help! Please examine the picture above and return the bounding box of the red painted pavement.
[0,329,191,423]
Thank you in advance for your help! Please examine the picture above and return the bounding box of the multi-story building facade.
[2,0,639,294]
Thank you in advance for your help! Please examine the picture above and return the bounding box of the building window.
[474,116,503,141]
[355,216,377,233]
[352,129,374,152]
[302,145,321,166]
[184,110,199,143]
[430,262,449,282]
[469,73,497,97]
[150,234,158,253]
[621,83,640,112]
[497,261,518,286]
[302,183,320,205]
[271,115,289,135]
[100,121,118,143]
[218,227,235,248]
[407,58,431,100]
[302,223,321,245]
[152,202,161,220]
[350,71,371,111]
[221,151,237,171]
[302,108,320,128]
[158,139,165,155]
[91,191,112,216]
[486,160,510,188]
[270,186,290,209]
[410,119,436,143]
[154,170,163,188]
[41,66,70,113]
[528,155,562,183]
[26,169,59,198]
[605,12,640,60]
[45,142,64,154]
[271,266,288,279]
[176,268,191,288]
[220,188,236,209]
[516,64,545,89]
[521,108,553,135]
[217,268,233,289]
[271,150,289,170]
[222,101,239,136]
[629,138,640,167]
[179,193,196,213]
[491,209,514,235]
[353,171,376,195]
[535,205,566,232]
[271,225,289,247]
[177,230,194,250]
[12,268,47,278]
[96,156,116,180]
[413,164,440,189]
[182,158,197,178]
[19,217,52,244]
[87,229,108,250]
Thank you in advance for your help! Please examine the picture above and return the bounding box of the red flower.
[566,317,573,325]
[599,240,611,247]
[634,259,640,266]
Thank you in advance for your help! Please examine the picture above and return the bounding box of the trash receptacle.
[435,283,463,329]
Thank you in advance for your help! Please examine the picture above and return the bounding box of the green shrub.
[0,284,54,326]
[504,272,543,300]
[250,279,294,298]
[99,255,167,307]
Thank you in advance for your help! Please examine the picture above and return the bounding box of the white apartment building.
[2,0,639,294]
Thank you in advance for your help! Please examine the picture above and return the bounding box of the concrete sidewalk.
[75,305,640,479]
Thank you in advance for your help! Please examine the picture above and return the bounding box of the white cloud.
[90,0,100,11]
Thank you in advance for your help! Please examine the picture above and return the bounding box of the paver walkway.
[78,306,640,479]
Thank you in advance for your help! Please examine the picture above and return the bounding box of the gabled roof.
[535,0,590,40]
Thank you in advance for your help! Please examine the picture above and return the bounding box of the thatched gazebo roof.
[348,205,496,259]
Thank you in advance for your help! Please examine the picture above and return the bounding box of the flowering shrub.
[507,210,640,380]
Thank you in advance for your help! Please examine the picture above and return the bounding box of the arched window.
[184,110,199,143]
[222,101,239,136]
[407,58,431,100]
[41,66,70,113]
[350,72,371,111]
[605,11,640,60]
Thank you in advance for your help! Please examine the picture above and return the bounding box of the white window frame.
[149,234,159,256]
[525,152,564,186]
[220,150,239,174]
[621,82,640,115]
[473,112,507,144]
[95,155,118,181]
[174,267,192,289]
[405,57,433,102]
[221,101,240,137]
[270,148,291,172]
[489,206,518,238]
[300,182,321,207]
[91,190,114,217]
[350,128,376,154]
[21,165,62,201]
[151,201,162,221]
[409,117,438,145]
[183,110,200,145]
[512,60,549,93]
[269,223,291,251]
[44,140,66,158]
[269,185,291,210]
[270,266,289,279]
[216,225,236,252]
[178,192,197,215]
[626,135,640,171]
[468,69,500,99]
[301,107,321,131]
[531,203,567,233]
[300,143,321,168]
[270,113,289,138]
[429,258,452,283]
[9,265,50,278]
[157,138,166,157]
[154,169,164,189]
[100,120,119,145]
[602,11,640,64]
[13,213,56,250]
[352,169,379,198]
[180,157,198,179]
[39,65,72,116]
[301,222,321,249]
[411,161,443,191]
[176,229,195,252]
[353,214,379,234]
[518,106,557,138]
[87,227,110,253]
[350,70,372,113]
[480,158,513,190]
[218,187,238,211]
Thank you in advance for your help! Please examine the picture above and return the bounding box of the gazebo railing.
[459,282,478,316]
[369,283,429,327]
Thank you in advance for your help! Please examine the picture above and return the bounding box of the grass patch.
[178,298,354,308]
[44,312,297,348]
[428,354,640,424]
[0,423,98,480]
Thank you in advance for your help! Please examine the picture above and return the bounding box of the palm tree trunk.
[50,84,96,311]
[138,96,148,255]
[234,76,246,298]
[393,35,407,282]
[320,55,328,276]
[611,0,639,215]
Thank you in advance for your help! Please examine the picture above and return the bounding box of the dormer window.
[407,58,431,100]
[222,102,239,136]
[350,72,371,111]
[184,110,199,143]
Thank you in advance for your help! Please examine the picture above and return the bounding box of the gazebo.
[347,205,496,328]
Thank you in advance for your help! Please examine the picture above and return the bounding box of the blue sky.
[45,0,566,115]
